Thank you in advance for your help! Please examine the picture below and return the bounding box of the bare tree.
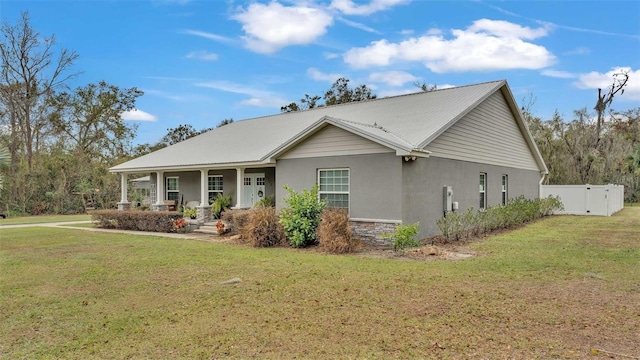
[413,80,437,92]
[594,70,629,143]
[0,11,78,170]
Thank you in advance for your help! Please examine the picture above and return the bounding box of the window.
[208,175,223,200]
[479,173,487,210]
[318,169,349,210]
[501,175,508,206]
[166,177,179,202]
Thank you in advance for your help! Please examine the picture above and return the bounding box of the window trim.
[166,176,179,201]
[479,173,487,210]
[318,168,350,211]
[208,175,223,200]
[501,174,508,206]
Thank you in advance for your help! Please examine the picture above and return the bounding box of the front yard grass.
[1,209,638,359]
[0,214,91,225]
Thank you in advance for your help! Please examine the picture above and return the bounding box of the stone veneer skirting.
[350,218,401,245]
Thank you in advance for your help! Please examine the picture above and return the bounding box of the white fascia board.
[329,118,412,153]
[261,116,331,162]
[109,161,274,174]
[395,148,431,157]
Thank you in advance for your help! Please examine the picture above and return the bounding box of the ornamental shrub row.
[91,210,184,233]
[436,195,564,241]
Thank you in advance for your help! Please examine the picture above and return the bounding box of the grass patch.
[0,214,91,225]
[1,209,639,358]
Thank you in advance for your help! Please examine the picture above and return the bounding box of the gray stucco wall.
[276,153,403,221]
[402,157,542,239]
[165,171,200,204]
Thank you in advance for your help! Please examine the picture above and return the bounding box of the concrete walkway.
[0,221,217,241]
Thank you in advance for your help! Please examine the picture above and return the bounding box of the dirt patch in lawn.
[353,236,479,261]
[218,233,479,261]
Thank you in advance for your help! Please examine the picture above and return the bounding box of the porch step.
[193,225,219,235]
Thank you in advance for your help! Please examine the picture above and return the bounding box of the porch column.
[120,173,128,203]
[156,171,165,204]
[200,169,208,206]
[152,171,168,211]
[117,173,131,211]
[197,169,213,223]
[235,167,245,208]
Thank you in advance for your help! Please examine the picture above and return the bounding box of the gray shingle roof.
[111,80,511,172]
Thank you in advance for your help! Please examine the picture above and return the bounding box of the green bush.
[436,195,564,241]
[91,210,183,233]
[255,195,275,208]
[243,207,286,247]
[279,184,326,248]
[385,222,420,252]
[210,193,232,219]
[183,207,197,218]
[317,208,361,253]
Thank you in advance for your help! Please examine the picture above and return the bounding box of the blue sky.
[2,0,639,145]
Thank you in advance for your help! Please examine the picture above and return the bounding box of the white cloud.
[343,19,555,73]
[336,17,381,34]
[564,47,590,56]
[330,0,410,16]
[238,96,288,108]
[399,29,414,36]
[181,30,233,43]
[122,109,157,122]
[368,70,417,87]
[307,68,342,82]
[185,50,218,61]
[574,67,640,100]
[195,80,286,108]
[323,52,340,59]
[233,2,333,54]
[541,69,576,79]
[467,18,550,40]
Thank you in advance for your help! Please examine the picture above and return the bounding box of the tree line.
[0,13,638,216]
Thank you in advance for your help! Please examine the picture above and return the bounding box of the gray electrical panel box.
[443,186,453,215]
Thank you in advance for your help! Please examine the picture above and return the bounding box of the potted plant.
[184,207,197,219]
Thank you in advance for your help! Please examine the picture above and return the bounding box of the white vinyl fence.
[541,184,624,216]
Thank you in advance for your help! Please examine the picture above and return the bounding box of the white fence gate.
[541,184,624,216]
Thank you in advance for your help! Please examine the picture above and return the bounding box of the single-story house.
[110,80,548,240]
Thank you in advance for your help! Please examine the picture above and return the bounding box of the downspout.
[539,171,547,198]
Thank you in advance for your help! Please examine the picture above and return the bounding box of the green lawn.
[0,214,91,225]
[1,209,639,359]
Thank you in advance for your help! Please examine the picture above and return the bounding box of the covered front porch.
[116,166,276,223]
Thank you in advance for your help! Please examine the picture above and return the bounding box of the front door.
[243,173,265,207]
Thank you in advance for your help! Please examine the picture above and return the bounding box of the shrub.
[210,193,233,219]
[243,207,286,247]
[279,184,326,248]
[183,207,197,219]
[385,222,420,251]
[317,208,360,253]
[435,195,564,241]
[91,210,183,233]
[255,195,275,208]
[221,209,252,236]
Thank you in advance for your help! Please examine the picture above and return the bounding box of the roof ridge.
[237,79,506,124]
